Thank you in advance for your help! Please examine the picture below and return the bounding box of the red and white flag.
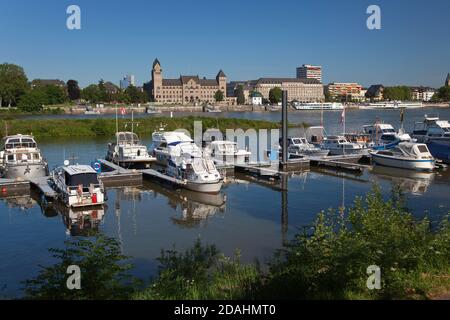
[120,107,126,115]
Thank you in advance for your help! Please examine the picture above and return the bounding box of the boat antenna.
[4,121,8,137]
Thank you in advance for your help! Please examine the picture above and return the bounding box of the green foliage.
[67,80,81,100]
[431,86,450,102]
[23,234,140,300]
[17,85,67,112]
[269,87,282,104]
[81,84,101,103]
[134,239,259,300]
[125,85,147,103]
[214,90,224,102]
[17,89,47,112]
[254,186,450,300]
[235,85,246,105]
[383,86,412,101]
[0,116,281,139]
[0,63,29,107]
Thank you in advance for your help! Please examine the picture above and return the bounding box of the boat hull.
[185,180,223,194]
[426,141,450,164]
[327,148,364,156]
[371,153,435,171]
[1,163,49,180]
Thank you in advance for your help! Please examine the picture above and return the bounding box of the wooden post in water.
[280,90,288,170]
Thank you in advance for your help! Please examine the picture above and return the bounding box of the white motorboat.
[50,163,105,207]
[320,136,365,155]
[106,131,155,169]
[151,130,223,193]
[0,134,49,180]
[362,123,413,149]
[204,140,251,165]
[287,137,329,157]
[412,116,450,146]
[360,101,423,110]
[151,130,196,166]
[369,142,435,171]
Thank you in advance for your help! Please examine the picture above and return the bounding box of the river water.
[1,108,450,298]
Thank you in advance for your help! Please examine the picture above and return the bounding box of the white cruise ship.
[293,102,344,110]
[360,101,423,110]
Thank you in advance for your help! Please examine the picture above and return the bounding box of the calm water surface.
[1,108,450,298]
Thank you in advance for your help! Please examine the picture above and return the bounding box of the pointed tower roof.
[152,58,161,68]
[217,70,226,78]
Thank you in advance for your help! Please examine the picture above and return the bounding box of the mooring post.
[281,90,288,170]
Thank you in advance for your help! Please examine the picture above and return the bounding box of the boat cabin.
[2,135,38,150]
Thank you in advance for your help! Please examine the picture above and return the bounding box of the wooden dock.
[141,168,187,186]
[235,163,284,179]
[97,159,143,186]
[0,178,30,198]
[29,176,57,200]
[309,154,371,173]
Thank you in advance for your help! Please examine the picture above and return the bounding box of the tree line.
[0,63,149,112]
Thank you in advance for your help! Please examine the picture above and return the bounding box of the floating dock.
[309,154,370,173]
[29,176,57,200]
[0,178,30,198]
[97,159,143,186]
[141,168,187,187]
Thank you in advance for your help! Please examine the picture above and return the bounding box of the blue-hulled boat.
[426,141,450,164]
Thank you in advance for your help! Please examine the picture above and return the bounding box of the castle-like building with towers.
[150,58,235,105]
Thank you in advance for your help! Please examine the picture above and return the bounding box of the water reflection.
[1,195,35,211]
[371,166,435,195]
[143,181,227,228]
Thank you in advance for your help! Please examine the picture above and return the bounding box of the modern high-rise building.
[296,64,322,83]
[120,75,135,90]
[446,73,450,87]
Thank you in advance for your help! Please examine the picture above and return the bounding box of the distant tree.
[125,85,147,104]
[81,84,101,103]
[97,79,108,102]
[431,86,450,102]
[269,87,282,104]
[214,90,224,102]
[17,89,47,112]
[383,86,412,101]
[42,85,67,104]
[234,85,246,105]
[0,63,29,107]
[67,80,81,100]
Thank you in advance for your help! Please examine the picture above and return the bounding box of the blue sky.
[0,0,449,88]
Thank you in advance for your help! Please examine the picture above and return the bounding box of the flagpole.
[116,104,119,146]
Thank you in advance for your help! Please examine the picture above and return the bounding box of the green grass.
[0,116,285,139]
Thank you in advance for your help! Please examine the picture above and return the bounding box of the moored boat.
[50,163,105,207]
[106,131,155,169]
[411,116,450,146]
[287,137,329,157]
[320,136,365,156]
[369,142,435,171]
[0,134,49,180]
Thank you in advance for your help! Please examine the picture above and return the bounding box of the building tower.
[216,70,227,97]
[152,58,163,101]
[446,73,450,87]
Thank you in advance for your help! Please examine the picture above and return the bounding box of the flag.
[120,107,126,115]
[340,106,346,124]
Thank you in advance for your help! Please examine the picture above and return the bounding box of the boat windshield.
[416,145,429,154]
[117,133,140,145]
[65,173,99,187]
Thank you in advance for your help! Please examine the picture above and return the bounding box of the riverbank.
[22,187,450,300]
[0,116,289,139]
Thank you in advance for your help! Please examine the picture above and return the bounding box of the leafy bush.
[23,235,140,300]
[254,186,450,299]
[134,239,259,300]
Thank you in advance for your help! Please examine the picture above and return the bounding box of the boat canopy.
[62,165,99,187]
[116,132,140,145]
[3,135,37,150]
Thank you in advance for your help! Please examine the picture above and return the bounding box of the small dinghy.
[369,142,435,171]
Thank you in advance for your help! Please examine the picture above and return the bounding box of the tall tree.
[269,87,282,104]
[383,86,412,101]
[81,84,101,103]
[214,90,224,102]
[234,85,246,105]
[0,63,29,107]
[67,80,81,100]
[17,89,47,112]
[125,85,147,103]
